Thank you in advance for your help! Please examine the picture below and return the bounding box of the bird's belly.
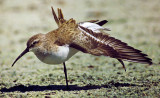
[34,46,78,64]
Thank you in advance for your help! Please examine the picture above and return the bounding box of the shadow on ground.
[0,82,143,92]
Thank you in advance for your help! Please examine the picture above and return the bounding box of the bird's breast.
[34,46,78,64]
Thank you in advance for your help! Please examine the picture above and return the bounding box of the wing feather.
[71,26,152,65]
[50,7,152,65]
[51,7,66,27]
[51,7,59,26]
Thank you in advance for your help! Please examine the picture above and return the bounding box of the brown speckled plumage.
[12,7,153,89]
[50,7,152,65]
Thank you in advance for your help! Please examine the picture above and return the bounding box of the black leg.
[117,59,126,72]
[63,62,69,89]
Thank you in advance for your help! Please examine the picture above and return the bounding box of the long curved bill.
[12,48,29,67]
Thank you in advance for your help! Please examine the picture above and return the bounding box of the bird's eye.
[30,40,39,47]
[33,41,38,45]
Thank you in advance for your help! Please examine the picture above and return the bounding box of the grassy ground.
[0,0,160,97]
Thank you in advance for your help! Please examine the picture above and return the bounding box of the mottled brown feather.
[78,26,152,64]
[51,7,66,27]
[58,8,66,26]
[47,18,78,46]
[51,7,59,26]
[50,7,152,65]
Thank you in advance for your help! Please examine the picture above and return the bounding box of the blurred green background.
[0,0,160,97]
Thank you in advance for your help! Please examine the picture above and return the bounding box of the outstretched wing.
[70,25,152,65]
[50,7,152,66]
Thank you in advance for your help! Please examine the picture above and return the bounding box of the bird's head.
[12,33,45,67]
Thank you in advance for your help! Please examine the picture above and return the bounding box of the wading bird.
[12,7,152,89]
